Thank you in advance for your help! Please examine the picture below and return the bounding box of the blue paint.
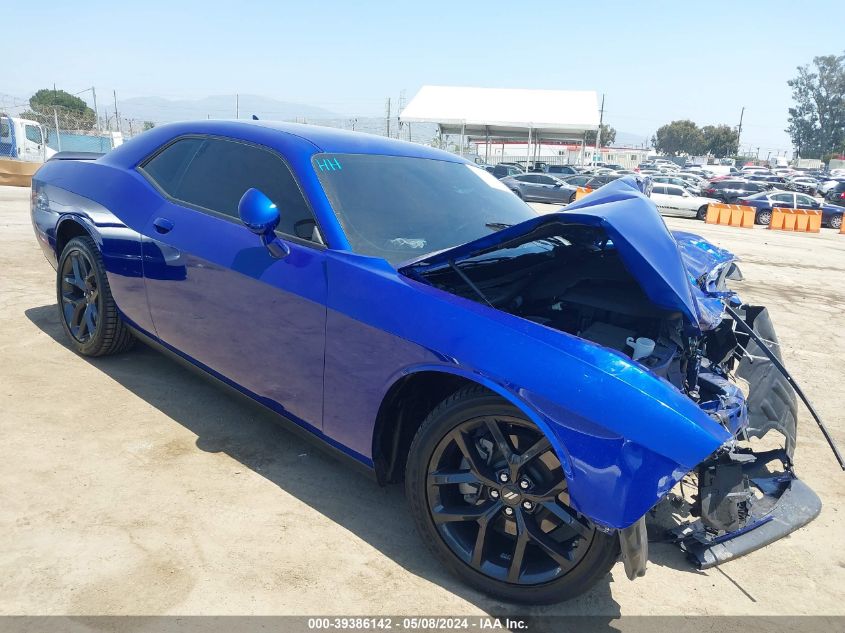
[30,120,745,530]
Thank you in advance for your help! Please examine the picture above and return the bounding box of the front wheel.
[512,189,524,200]
[756,209,772,226]
[57,236,135,356]
[405,386,618,604]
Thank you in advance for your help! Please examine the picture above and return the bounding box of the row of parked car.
[481,160,845,229]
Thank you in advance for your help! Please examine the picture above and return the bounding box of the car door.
[650,185,672,214]
[138,135,328,428]
[769,192,795,210]
[517,174,543,200]
[795,193,818,210]
[23,124,45,161]
[535,175,562,202]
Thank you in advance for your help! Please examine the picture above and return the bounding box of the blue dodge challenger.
[30,121,820,603]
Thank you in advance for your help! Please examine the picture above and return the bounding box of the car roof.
[102,119,463,168]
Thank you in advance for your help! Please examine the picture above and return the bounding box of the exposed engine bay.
[404,219,831,573]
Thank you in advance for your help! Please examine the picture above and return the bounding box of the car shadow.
[25,304,622,622]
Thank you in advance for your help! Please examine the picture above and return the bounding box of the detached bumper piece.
[669,448,821,569]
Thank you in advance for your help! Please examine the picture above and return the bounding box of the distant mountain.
[117,94,337,123]
[611,130,650,148]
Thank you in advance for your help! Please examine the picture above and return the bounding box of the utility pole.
[235,94,239,119]
[91,87,99,132]
[594,94,605,163]
[736,106,744,155]
[386,98,391,137]
[113,90,119,134]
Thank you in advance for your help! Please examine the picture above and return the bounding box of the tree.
[651,120,705,156]
[585,124,616,147]
[21,88,97,131]
[143,121,156,131]
[701,124,739,157]
[786,52,845,158]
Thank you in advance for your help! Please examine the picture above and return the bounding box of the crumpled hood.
[403,177,735,331]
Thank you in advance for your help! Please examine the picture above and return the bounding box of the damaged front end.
[665,303,821,569]
[401,177,830,577]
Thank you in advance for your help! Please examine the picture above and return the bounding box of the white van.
[0,115,56,162]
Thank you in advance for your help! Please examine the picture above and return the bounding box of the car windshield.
[312,153,538,265]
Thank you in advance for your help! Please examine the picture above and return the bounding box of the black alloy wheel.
[57,236,135,356]
[406,386,618,603]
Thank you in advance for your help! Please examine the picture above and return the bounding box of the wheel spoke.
[428,469,483,486]
[432,500,500,524]
[470,503,502,568]
[507,511,529,582]
[515,436,551,468]
[63,274,85,291]
[485,419,514,462]
[83,304,97,337]
[451,429,495,486]
[541,501,593,539]
[71,254,85,288]
[524,516,577,571]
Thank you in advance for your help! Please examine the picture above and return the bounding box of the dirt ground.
[1,184,844,617]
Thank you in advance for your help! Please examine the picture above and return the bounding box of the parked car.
[819,178,845,194]
[650,184,719,220]
[823,181,845,205]
[736,191,844,228]
[30,121,820,604]
[652,175,701,195]
[501,173,578,203]
[702,179,770,202]
[558,174,593,187]
[486,164,524,178]
[585,174,622,188]
[785,176,820,195]
[546,165,579,176]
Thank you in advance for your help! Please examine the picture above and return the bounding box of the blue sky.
[5,0,844,154]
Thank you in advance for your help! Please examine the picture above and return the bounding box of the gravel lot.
[1,184,844,617]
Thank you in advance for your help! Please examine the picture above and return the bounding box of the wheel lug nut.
[519,479,530,490]
[489,489,499,499]
[498,472,509,483]
[522,500,534,511]
[504,507,514,516]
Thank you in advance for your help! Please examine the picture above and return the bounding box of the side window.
[652,185,667,195]
[141,137,204,197]
[25,125,42,144]
[514,175,530,182]
[149,137,318,241]
[538,176,556,185]
[796,194,816,206]
[667,186,684,196]
[771,193,793,205]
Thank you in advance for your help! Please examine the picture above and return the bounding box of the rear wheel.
[696,205,708,221]
[756,209,772,225]
[405,386,618,604]
[830,214,843,230]
[57,236,135,356]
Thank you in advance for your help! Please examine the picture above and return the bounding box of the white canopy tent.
[399,85,600,163]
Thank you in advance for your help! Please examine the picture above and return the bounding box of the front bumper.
[668,448,821,569]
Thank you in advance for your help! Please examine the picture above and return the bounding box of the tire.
[696,205,708,221]
[405,385,619,604]
[569,192,576,204]
[830,214,843,230]
[512,189,524,200]
[756,209,772,226]
[56,236,135,357]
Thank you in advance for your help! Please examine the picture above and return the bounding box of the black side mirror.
[238,188,290,259]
